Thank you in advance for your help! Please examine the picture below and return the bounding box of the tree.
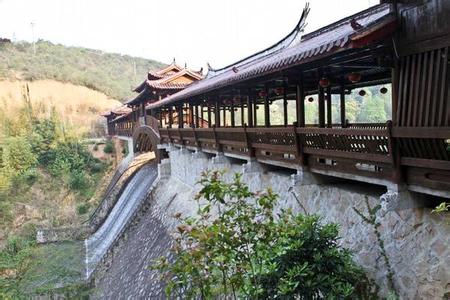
[2,137,37,175]
[153,171,368,299]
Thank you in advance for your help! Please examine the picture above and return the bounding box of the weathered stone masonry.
[95,145,450,299]
[163,145,450,299]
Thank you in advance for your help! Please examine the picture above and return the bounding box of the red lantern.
[307,97,314,102]
[258,90,267,98]
[275,87,284,95]
[348,72,361,83]
[319,77,330,88]
[359,89,366,96]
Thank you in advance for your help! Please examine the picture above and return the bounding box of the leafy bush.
[153,171,367,299]
[76,203,90,215]
[103,140,114,154]
[69,170,89,191]
[2,137,37,174]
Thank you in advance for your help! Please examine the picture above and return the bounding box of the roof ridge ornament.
[172,57,176,65]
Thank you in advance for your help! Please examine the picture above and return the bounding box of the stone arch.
[132,125,161,162]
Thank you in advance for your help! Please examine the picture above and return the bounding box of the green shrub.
[76,203,90,215]
[153,171,367,299]
[103,140,114,154]
[90,162,104,173]
[122,143,129,156]
[69,171,88,191]
[2,137,37,174]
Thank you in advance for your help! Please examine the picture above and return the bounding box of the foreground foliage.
[0,87,110,297]
[153,171,368,299]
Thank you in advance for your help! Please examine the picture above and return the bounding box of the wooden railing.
[117,121,450,192]
[159,123,395,180]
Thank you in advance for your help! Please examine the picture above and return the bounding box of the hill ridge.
[0,39,165,101]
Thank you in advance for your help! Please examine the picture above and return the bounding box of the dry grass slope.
[0,79,121,136]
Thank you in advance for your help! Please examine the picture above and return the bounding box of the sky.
[0,0,379,70]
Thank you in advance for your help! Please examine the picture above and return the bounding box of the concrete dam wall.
[92,146,450,299]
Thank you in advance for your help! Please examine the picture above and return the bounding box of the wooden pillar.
[296,81,305,127]
[254,100,258,126]
[207,105,212,128]
[391,61,399,126]
[158,109,163,127]
[283,84,288,127]
[168,106,173,128]
[195,104,200,128]
[318,85,325,128]
[222,105,226,127]
[189,103,194,127]
[340,84,346,128]
[240,101,245,126]
[247,94,253,127]
[326,86,332,128]
[178,104,184,128]
[215,100,220,127]
[230,99,235,127]
[264,85,270,127]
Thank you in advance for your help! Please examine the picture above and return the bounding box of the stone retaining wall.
[95,146,450,299]
[164,147,450,299]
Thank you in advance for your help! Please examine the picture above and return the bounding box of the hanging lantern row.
[348,72,362,83]
[258,90,267,98]
[319,77,330,88]
[274,87,284,96]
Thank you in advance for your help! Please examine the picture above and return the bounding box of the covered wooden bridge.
[109,1,450,197]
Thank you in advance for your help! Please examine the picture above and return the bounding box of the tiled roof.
[147,3,395,110]
[101,105,132,117]
[127,68,204,105]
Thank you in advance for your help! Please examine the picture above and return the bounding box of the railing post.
[243,124,255,158]
[387,120,402,184]
[293,121,305,167]
[193,127,200,149]
[167,127,172,144]
[213,126,222,153]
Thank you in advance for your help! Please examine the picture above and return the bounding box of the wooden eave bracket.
[350,15,398,48]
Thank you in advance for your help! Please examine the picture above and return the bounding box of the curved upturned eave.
[206,3,310,78]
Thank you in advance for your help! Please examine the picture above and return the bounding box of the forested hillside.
[0,40,155,296]
[0,40,165,100]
